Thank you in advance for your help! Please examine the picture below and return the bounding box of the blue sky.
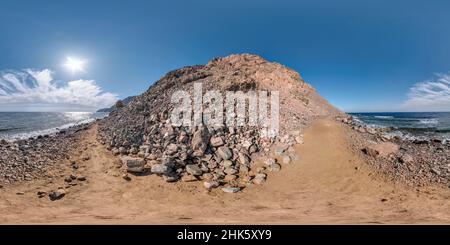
[0,0,450,112]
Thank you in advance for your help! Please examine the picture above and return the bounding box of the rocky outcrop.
[98,54,342,191]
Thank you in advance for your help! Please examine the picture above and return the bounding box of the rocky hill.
[98,54,342,190]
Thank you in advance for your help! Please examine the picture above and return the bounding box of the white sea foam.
[374,116,394,119]
[419,118,439,125]
[4,118,95,141]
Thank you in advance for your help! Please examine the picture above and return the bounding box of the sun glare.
[64,57,85,73]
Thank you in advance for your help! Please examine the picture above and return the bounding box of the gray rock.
[186,164,203,176]
[151,164,169,174]
[217,146,232,160]
[121,156,146,173]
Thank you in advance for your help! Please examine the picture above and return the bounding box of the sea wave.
[374,116,394,119]
[4,117,96,141]
[0,112,108,141]
[419,118,439,125]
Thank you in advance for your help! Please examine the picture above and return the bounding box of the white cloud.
[401,73,450,112]
[0,69,118,111]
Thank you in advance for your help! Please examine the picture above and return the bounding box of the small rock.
[253,174,267,185]
[268,163,281,172]
[121,156,146,173]
[186,164,203,176]
[202,173,214,180]
[64,177,72,183]
[165,143,178,155]
[16,191,25,195]
[238,152,251,166]
[37,191,47,198]
[431,167,441,176]
[163,175,178,182]
[239,165,250,174]
[130,147,139,155]
[77,176,86,181]
[151,164,170,174]
[222,160,233,168]
[71,162,79,169]
[192,126,210,154]
[122,174,132,181]
[49,189,66,201]
[203,181,220,189]
[217,146,232,160]
[210,136,225,147]
[282,155,291,164]
[224,167,238,175]
[224,174,237,181]
[221,187,241,193]
[181,175,198,182]
[363,143,399,158]
[70,174,77,180]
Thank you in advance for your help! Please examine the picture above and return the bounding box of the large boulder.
[191,126,210,155]
[363,142,399,158]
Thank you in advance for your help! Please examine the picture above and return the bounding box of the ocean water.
[349,112,450,140]
[0,112,107,141]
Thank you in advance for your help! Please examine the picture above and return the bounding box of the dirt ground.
[1,118,450,224]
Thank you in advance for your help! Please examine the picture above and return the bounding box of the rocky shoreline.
[0,123,92,186]
[338,116,450,187]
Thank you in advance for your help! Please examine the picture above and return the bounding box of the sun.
[64,57,85,73]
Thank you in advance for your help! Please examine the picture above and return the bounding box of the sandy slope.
[1,118,450,224]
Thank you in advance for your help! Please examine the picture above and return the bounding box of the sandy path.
[1,119,450,224]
